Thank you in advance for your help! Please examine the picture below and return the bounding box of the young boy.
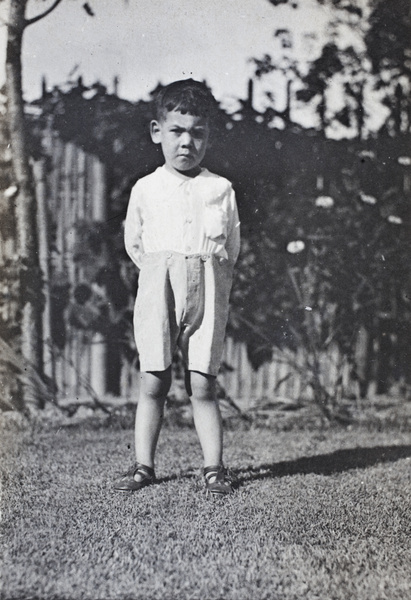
[114,79,240,497]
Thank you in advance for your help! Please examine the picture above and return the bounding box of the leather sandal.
[113,463,155,492]
[203,465,238,497]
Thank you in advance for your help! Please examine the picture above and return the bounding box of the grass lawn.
[1,411,411,600]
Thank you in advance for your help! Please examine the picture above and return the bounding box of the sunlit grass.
[1,420,411,600]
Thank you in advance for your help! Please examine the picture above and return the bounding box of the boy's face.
[150,110,209,176]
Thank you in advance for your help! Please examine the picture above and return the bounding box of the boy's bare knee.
[142,369,171,400]
[186,370,216,402]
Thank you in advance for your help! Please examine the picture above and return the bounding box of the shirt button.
[186,218,192,224]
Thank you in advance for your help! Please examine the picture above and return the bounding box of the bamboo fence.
[33,133,108,402]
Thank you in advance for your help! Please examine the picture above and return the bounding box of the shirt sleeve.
[124,184,144,269]
[225,185,241,267]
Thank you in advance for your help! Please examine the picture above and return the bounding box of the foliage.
[54,219,135,364]
[256,0,411,138]
[0,334,54,411]
[296,43,369,136]
[22,75,411,411]
[364,0,411,135]
[0,258,45,341]
[222,119,410,407]
[365,0,411,76]
[28,79,160,187]
[232,0,411,409]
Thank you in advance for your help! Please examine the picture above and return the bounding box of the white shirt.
[124,165,241,269]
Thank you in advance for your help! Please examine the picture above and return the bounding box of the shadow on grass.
[155,473,193,484]
[118,446,411,487]
[239,445,411,483]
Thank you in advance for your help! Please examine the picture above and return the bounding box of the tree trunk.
[6,0,43,390]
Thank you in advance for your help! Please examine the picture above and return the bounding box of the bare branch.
[24,0,64,27]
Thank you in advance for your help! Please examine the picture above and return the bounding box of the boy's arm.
[225,186,241,268]
[124,185,144,269]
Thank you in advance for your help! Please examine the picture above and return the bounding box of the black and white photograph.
[0,1,410,598]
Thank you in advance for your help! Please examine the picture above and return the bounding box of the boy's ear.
[150,120,162,144]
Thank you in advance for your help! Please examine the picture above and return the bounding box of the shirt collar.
[160,164,206,185]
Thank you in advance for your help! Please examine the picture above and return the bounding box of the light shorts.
[133,251,234,376]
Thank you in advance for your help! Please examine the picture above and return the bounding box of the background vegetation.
[0,0,410,417]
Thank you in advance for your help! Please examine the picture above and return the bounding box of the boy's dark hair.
[153,79,217,122]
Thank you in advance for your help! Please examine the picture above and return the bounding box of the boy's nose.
[180,132,193,146]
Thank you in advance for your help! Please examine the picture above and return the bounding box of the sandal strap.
[204,465,238,485]
[122,463,155,479]
[134,463,155,479]
[203,464,224,478]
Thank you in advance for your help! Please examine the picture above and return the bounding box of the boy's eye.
[169,128,206,139]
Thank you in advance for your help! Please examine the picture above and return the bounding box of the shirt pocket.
[203,205,228,243]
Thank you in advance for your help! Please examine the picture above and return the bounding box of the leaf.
[0,336,55,408]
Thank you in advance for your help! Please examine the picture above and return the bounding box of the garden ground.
[1,400,411,600]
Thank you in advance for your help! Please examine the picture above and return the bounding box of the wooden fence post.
[88,156,107,397]
[32,158,54,383]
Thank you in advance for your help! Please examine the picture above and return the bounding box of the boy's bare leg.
[134,368,171,476]
[186,370,223,468]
